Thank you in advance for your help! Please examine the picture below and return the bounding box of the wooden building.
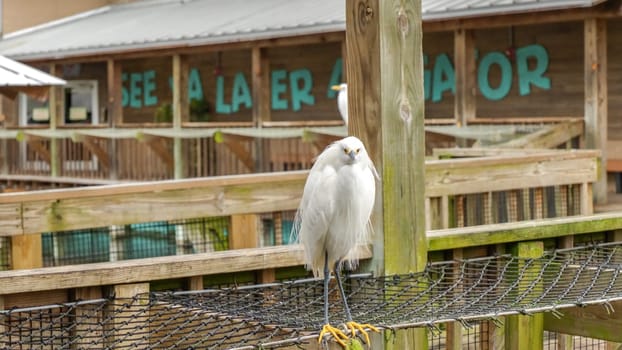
[0,0,619,197]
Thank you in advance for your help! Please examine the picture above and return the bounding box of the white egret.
[293,136,379,347]
[331,83,348,125]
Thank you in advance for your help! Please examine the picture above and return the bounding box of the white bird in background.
[331,83,348,126]
[293,136,379,347]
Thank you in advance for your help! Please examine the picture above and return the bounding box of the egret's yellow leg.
[318,323,349,347]
[334,261,380,345]
[345,321,380,345]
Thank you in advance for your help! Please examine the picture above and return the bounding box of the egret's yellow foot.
[319,324,349,347]
[345,321,380,345]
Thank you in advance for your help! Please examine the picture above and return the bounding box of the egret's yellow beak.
[331,85,341,91]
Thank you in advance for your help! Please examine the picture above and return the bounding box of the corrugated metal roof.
[0,0,606,61]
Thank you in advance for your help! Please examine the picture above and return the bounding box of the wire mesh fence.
[0,237,10,271]
[4,242,622,349]
[37,212,298,267]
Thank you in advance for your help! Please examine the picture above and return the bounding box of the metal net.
[4,242,622,349]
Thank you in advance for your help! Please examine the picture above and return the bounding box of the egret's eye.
[356,148,361,154]
[343,148,349,154]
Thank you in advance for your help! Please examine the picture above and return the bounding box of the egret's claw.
[345,321,380,345]
[319,323,349,347]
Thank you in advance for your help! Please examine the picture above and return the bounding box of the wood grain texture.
[453,29,475,126]
[0,245,371,294]
[584,18,608,204]
[0,171,307,236]
[428,212,622,251]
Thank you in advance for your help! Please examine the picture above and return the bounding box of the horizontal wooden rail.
[0,171,307,236]
[426,150,599,197]
[427,212,622,251]
[0,151,600,236]
[0,245,371,294]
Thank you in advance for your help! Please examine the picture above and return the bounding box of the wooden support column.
[49,64,62,177]
[346,0,427,349]
[453,29,476,127]
[108,283,149,349]
[172,54,188,179]
[506,241,543,350]
[74,286,104,347]
[107,59,122,180]
[584,18,607,204]
[251,47,270,172]
[11,234,43,269]
[230,214,275,283]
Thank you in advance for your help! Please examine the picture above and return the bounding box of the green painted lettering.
[121,73,129,107]
[231,72,252,112]
[271,69,288,110]
[188,68,204,101]
[143,70,158,107]
[129,73,142,108]
[516,44,551,96]
[215,75,231,114]
[290,69,315,111]
[478,52,512,101]
[327,58,342,98]
[432,53,455,102]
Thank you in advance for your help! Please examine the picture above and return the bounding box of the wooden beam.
[49,64,62,177]
[75,135,111,171]
[172,55,189,179]
[0,245,371,294]
[584,18,608,204]
[506,241,544,350]
[229,214,259,249]
[495,120,584,149]
[0,171,307,236]
[453,29,475,127]
[141,134,174,172]
[427,212,622,251]
[252,47,270,125]
[544,301,622,342]
[10,234,43,269]
[107,59,123,127]
[108,283,149,348]
[426,151,598,197]
[217,133,255,172]
[346,0,427,348]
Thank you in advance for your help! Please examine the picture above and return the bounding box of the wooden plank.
[346,0,427,348]
[10,234,43,269]
[0,245,371,294]
[49,64,62,177]
[252,47,270,125]
[584,18,608,204]
[76,135,111,171]
[427,212,622,251]
[0,171,306,236]
[172,54,189,180]
[141,135,174,171]
[494,120,584,149]
[506,241,544,350]
[218,133,255,172]
[107,59,123,127]
[229,214,259,249]
[108,283,149,349]
[426,152,598,197]
[74,287,104,348]
[453,29,475,127]
[544,301,622,342]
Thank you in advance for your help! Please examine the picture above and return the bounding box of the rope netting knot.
[3,242,622,349]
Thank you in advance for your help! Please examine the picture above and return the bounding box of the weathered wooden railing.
[0,148,617,349]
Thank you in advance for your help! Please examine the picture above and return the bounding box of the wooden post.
[74,287,104,348]
[251,47,269,172]
[454,29,475,127]
[446,249,463,350]
[346,0,427,348]
[230,214,275,283]
[108,283,149,349]
[506,241,543,350]
[49,64,62,177]
[10,234,43,269]
[107,59,122,180]
[584,18,607,204]
[172,54,188,180]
